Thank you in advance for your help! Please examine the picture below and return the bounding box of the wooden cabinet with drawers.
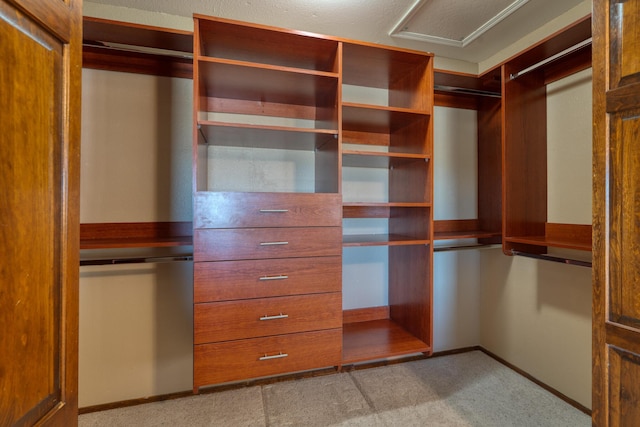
[192,14,433,391]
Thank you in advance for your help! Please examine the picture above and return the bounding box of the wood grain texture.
[194,227,342,262]
[194,256,341,303]
[80,222,193,249]
[594,1,640,425]
[343,306,390,324]
[342,319,430,364]
[195,293,342,343]
[194,192,342,229]
[1,0,80,424]
[194,329,342,389]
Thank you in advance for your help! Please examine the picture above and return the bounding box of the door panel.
[0,0,81,425]
[594,0,640,425]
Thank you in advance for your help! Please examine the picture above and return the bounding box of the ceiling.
[87,0,586,64]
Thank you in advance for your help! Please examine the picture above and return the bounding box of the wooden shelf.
[505,223,592,252]
[342,42,432,91]
[342,234,430,247]
[342,319,430,364]
[80,222,193,250]
[343,203,431,219]
[82,17,193,78]
[433,219,501,241]
[198,58,338,113]
[198,121,338,150]
[342,102,430,134]
[342,150,429,168]
[196,15,339,73]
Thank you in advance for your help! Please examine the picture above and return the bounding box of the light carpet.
[79,350,590,426]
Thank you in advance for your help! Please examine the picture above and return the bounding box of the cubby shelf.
[342,234,430,247]
[342,150,429,168]
[342,319,430,364]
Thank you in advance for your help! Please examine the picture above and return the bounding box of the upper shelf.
[197,58,339,114]
[80,222,193,250]
[195,15,339,73]
[504,223,592,252]
[82,17,193,78]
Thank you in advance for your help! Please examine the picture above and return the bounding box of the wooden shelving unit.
[80,222,193,250]
[341,40,433,362]
[501,15,592,256]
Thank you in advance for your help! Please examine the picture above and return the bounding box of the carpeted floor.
[78,350,590,426]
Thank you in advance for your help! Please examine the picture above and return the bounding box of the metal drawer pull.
[259,352,288,361]
[260,313,289,321]
[259,209,289,213]
[260,241,289,246]
[259,275,289,281]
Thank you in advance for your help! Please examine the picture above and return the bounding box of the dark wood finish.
[502,64,547,255]
[83,16,193,53]
[477,96,503,244]
[194,227,342,262]
[194,256,341,303]
[1,0,80,424]
[504,222,592,252]
[434,219,501,240]
[82,17,193,78]
[594,1,640,424]
[80,222,193,249]
[342,234,430,247]
[195,293,342,343]
[343,306,390,324]
[196,14,339,72]
[341,37,433,365]
[342,319,430,364]
[194,192,342,229]
[194,329,342,389]
[83,45,193,79]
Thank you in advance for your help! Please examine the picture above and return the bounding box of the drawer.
[194,328,342,388]
[194,192,342,229]
[194,256,341,303]
[194,227,341,262]
[194,293,342,344]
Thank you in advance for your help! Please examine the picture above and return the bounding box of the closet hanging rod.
[80,255,193,267]
[434,85,501,98]
[510,250,592,268]
[434,243,502,252]
[509,37,592,81]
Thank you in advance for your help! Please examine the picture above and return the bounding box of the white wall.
[478,70,593,410]
[79,69,194,407]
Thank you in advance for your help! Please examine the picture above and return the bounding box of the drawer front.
[194,256,341,303]
[194,328,341,388]
[194,227,341,262]
[194,293,342,344]
[194,192,342,229]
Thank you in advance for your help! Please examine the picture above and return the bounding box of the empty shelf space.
[343,234,430,247]
[196,15,339,73]
[342,102,430,134]
[198,58,338,111]
[80,222,193,249]
[342,150,429,168]
[342,318,430,364]
[343,203,431,219]
[198,121,338,150]
[433,219,500,241]
[505,223,592,252]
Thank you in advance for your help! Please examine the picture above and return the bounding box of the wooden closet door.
[0,0,81,425]
[593,0,640,425]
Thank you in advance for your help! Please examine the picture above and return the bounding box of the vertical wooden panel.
[0,0,80,425]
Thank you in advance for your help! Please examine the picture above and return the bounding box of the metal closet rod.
[509,37,592,81]
[80,255,194,267]
[510,250,592,268]
[434,85,501,98]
